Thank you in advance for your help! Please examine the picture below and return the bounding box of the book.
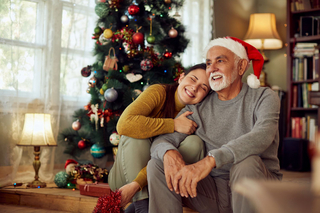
[302,83,309,108]
[296,42,318,48]
[293,85,298,108]
[293,59,297,81]
[313,0,320,8]
[297,117,302,138]
[309,115,317,143]
[298,57,304,80]
[295,58,300,80]
[297,84,303,107]
[311,82,320,108]
[292,117,297,138]
[314,46,320,79]
[302,0,312,10]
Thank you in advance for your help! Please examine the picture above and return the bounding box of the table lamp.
[16,113,57,188]
[244,13,283,86]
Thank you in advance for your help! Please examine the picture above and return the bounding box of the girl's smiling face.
[177,68,210,105]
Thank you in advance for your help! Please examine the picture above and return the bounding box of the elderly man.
[147,37,282,213]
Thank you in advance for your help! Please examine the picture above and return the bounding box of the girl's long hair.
[161,63,207,118]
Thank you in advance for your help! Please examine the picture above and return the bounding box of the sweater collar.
[213,83,248,105]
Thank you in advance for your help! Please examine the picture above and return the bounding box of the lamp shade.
[17,113,57,146]
[244,13,282,50]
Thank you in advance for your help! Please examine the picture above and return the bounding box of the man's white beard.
[209,70,238,91]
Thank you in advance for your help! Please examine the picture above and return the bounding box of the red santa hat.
[65,159,78,169]
[204,36,264,88]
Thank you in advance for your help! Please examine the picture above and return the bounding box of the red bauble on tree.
[81,66,92,77]
[163,50,172,59]
[78,140,86,149]
[133,32,144,45]
[128,4,139,15]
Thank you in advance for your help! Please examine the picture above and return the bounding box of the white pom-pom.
[247,74,260,89]
[66,163,77,174]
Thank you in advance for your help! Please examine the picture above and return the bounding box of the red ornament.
[163,50,172,59]
[78,140,86,149]
[128,4,140,15]
[72,120,81,131]
[133,32,144,44]
[81,66,91,77]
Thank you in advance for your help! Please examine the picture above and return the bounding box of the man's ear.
[238,59,248,76]
[178,73,185,84]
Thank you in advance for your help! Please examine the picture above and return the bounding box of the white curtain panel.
[0,0,214,186]
[178,0,215,67]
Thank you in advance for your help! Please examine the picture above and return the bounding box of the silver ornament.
[99,33,111,45]
[104,88,118,102]
[121,15,129,23]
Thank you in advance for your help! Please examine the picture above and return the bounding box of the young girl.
[108,63,210,212]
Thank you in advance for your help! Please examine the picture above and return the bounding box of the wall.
[214,0,287,91]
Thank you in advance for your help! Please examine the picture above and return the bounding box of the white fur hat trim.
[203,37,249,61]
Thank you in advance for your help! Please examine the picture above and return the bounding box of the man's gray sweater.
[150,83,282,177]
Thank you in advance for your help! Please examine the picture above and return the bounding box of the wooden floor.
[0,170,312,213]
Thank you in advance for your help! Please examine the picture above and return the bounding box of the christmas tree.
[58,0,189,159]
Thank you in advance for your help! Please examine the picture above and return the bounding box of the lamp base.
[27,180,46,188]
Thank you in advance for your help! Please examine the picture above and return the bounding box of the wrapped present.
[79,183,111,197]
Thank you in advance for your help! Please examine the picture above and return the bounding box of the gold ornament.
[100,88,104,95]
[103,28,113,39]
[123,65,130,72]
[113,147,118,156]
[164,0,171,4]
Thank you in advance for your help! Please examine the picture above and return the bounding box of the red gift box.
[79,183,111,197]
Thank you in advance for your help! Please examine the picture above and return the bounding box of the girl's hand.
[119,181,140,207]
[174,111,197,134]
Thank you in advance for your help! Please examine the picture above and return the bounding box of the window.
[0,0,97,106]
[0,0,45,98]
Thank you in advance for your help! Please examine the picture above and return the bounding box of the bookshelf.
[286,0,320,141]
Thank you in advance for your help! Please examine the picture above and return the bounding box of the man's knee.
[230,156,265,183]
[147,158,164,180]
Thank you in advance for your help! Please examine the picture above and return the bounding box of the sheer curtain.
[0,0,215,186]
[0,0,95,186]
[178,0,215,67]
